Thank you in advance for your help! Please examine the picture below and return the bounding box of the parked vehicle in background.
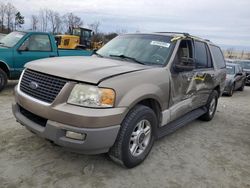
[56,27,103,50]
[223,62,246,96]
[13,32,226,168]
[0,31,93,91]
[236,60,250,85]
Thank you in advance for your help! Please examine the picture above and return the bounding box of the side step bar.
[156,107,207,139]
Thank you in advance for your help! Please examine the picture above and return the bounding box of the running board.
[156,107,207,139]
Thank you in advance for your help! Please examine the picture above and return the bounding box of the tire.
[238,81,245,91]
[0,68,7,92]
[109,105,157,168]
[228,83,234,97]
[200,90,218,121]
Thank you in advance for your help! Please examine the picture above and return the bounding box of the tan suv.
[13,32,226,168]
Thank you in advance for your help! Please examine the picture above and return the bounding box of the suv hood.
[25,56,148,84]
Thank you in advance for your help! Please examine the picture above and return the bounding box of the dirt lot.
[0,81,250,188]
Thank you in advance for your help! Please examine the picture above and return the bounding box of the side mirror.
[174,57,195,72]
[18,44,29,51]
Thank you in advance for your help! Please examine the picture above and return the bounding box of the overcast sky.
[6,0,250,50]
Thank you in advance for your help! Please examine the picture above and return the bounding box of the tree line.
[0,2,24,33]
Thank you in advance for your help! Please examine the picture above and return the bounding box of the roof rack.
[155,32,190,36]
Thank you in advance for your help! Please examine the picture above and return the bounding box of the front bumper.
[12,103,120,154]
[12,84,127,154]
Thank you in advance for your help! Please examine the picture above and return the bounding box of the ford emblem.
[29,81,39,90]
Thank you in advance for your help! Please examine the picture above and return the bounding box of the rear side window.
[194,41,207,68]
[210,45,225,69]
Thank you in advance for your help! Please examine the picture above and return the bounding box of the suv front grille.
[20,69,67,103]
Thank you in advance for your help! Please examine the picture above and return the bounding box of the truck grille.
[20,69,67,103]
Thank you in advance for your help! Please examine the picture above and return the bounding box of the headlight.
[67,84,115,108]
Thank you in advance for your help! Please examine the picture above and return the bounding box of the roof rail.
[155,32,190,36]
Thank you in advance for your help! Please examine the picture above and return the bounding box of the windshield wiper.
[109,54,145,65]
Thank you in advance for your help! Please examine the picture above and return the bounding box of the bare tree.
[55,13,63,34]
[226,48,234,59]
[5,2,17,32]
[0,2,6,32]
[247,52,250,60]
[240,50,245,59]
[88,21,101,34]
[63,13,83,34]
[39,9,49,32]
[31,15,39,31]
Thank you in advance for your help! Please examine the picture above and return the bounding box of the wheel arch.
[0,61,10,78]
[125,97,163,128]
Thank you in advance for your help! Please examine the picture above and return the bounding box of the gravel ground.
[0,81,250,188]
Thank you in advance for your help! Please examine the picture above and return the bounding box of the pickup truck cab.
[13,32,226,168]
[0,31,93,91]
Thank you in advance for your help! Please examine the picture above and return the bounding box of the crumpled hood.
[25,56,147,84]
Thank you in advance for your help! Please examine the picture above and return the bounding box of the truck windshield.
[0,31,25,47]
[97,34,175,66]
[239,61,250,69]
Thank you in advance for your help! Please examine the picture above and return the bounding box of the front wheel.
[228,83,235,96]
[0,68,7,92]
[200,90,218,121]
[109,105,157,168]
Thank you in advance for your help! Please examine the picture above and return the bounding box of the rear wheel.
[0,68,7,92]
[200,90,218,121]
[109,105,157,168]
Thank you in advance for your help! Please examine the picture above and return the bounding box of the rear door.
[14,33,57,72]
[234,65,244,89]
[191,40,216,109]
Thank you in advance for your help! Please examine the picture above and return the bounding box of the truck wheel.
[228,83,234,96]
[109,105,157,168]
[200,90,218,121]
[0,68,7,91]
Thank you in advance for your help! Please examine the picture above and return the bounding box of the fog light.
[66,131,86,141]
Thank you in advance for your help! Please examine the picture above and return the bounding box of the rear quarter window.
[210,45,226,69]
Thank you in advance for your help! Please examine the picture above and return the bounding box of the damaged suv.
[13,32,226,168]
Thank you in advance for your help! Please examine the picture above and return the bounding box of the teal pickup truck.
[0,31,93,91]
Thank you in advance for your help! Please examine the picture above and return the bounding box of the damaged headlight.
[67,84,115,108]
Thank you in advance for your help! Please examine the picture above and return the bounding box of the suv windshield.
[226,65,235,75]
[239,61,250,69]
[0,31,25,47]
[97,34,175,66]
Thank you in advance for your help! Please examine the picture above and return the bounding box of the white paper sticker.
[150,41,170,48]
[226,66,233,69]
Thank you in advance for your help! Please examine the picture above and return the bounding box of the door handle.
[49,55,56,57]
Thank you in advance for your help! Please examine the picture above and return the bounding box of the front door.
[169,39,196,122]
[14,34,57,73]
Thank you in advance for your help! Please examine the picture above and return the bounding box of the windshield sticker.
[150,41,170,48]
[226,66,233,69]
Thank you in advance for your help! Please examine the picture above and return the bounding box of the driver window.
[19,34,51,51]
[176,40,193,65]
